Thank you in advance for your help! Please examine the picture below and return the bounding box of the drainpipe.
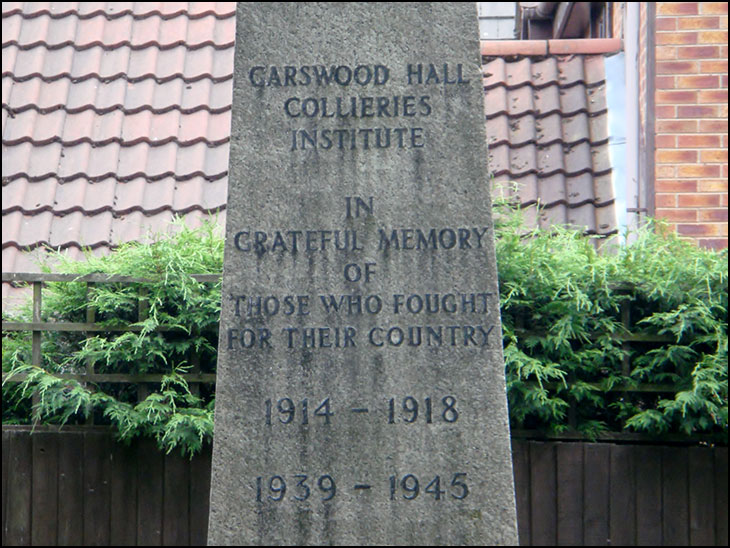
[624,2,641,241]
[642,4,656,223]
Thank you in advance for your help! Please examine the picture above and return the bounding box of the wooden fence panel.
[2,429,727,546]
[110,440,138,545]
[529,442,557,545]
[4,430,32,546]
[2,429,9,544]
[83,432,111,546]
[715,447,728,546]
[609,444,636,546]
[189,448,212,547]
[583,444,610,546]
[689,447,715,546]
[136,438,164,546]
[57,433,84,545]
[634,444,663,545]
[511,440,531,546]
[163,453,191,546]
[556,443,583,545]
[662,446,690,545]
[31,432,58,546]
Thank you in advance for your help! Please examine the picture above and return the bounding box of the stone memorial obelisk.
[208,3,518,545]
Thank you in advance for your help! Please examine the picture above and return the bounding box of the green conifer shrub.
[3,211,727,455]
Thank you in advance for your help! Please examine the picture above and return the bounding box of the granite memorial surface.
[208,3,519,545]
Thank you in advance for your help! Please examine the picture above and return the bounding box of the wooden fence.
[2,427,211,546]
[1,272,218,403]
[2,273,728,544]
[2,427,727,546]
[511,438,727,546]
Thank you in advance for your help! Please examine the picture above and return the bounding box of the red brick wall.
[654,2,728,249]
[613,3,625,39]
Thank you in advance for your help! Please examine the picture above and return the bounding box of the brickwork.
[653,2,728,249]
[613,2,625,39]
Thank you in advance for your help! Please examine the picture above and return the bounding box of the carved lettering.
[378,227,490,251]
[249,64,390,88]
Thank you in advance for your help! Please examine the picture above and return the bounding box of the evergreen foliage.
[494,204,727,441]
[3,210,728,455]
[3,220,222,458]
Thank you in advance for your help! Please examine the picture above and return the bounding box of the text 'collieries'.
[247,63,471,151]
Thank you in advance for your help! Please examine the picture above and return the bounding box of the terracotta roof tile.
[483,53,616,236]
[582,55,607,86]
[3,3,617,309]
[2,3,233,307]
[530,57,559,88]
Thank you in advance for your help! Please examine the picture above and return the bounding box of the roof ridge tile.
[3,170,228,184]
[2,102,231,115]
[3,70,233,84]
[481,38,622,58]
[2,5,236,21]
[3,39,235,51]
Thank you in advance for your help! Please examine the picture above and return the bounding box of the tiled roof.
[482,47,617,236]
[2,4,618,309]
[2,2,235,308]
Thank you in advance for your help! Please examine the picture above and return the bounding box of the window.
[477,2,518,39]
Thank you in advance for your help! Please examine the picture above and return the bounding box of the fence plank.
[634,445,662,545]
[714,447,728,546]
[2,430,9,546]
[662,446,689,545]
[164,452,191,546]
[3,321,171,333]
[31,433,58,546]
[83,432,112,545]
[57,433,84,546]
[2,272,221,283]
[3,372,216,384]
[190,446,212,546]
[609,444,636,545]
[137,438,164,545]
[110,439,138,545]
[583,444,610,546]
[556,443,583,546]
[688,447,715,545]
[511,440,531,546]
[31,282,42,368]
[530,442,557,545]
[4,431,33,545]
